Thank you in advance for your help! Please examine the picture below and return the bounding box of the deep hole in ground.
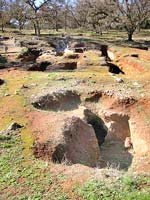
[32,98,134,169]
[0,79,5,85]
[107,62,125,74]
[23,61,51,71]
[31,88,135,170]
[101,112,133,170]
[18,48,42,62]
[32,90,81,111]
[84,109,108,146]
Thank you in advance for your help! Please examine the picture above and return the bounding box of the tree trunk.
[19,22,22,31]
[34,20,40,36]
[1,23,4,32]
[33,23,37,35]
[64,13,67,31]
[128,32,133,41]
[55,10,59,32]
[138,24,141,32]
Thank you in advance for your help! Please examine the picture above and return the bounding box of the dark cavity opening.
[32,90,81,112]
[101,45,108,57]
[0,79,5,85]
[107,62,125,74]
[26,61,51,71]
[84,109,108,146]
[52,144,66,163]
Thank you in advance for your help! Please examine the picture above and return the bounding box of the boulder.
[55,40,67,56]
[33,116,100,167]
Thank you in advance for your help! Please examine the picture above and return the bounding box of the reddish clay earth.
[0,35,150,196]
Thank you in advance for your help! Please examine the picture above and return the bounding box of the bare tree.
[25,0,50,36]
[10,0,28,31]
[75,0,117,34]
[0,0,10,32]
[116,0,150,41]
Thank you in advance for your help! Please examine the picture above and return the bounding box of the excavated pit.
[32,90,81,112]
[32,90,135,170]
[84,109,108,146]
[101,111,133,170]
[107,62,125,74]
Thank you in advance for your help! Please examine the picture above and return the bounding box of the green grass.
[77,175,150,200]
[0,131,70,200]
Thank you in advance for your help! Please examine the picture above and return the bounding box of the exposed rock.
[34,116,100,167]
[56,40,67,56]
[32,90,81,111]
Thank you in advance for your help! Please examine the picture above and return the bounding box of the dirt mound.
[32,90,81,111]
[34,116,100,167]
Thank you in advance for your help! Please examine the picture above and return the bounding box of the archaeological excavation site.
[0,29,150,199]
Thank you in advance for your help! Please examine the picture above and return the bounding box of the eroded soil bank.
[0,34,150,198]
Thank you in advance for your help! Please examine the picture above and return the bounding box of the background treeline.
[0,0,150,41]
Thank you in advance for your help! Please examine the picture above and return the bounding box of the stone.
[55,40,67,56]
[33,116,100,167]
